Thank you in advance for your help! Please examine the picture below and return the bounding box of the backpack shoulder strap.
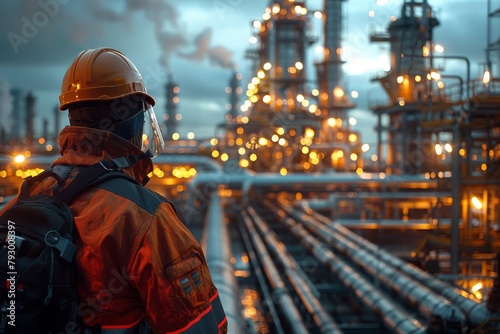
[60,154,146,204]
[61,164,139,204]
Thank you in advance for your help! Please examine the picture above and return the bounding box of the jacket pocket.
[162,252,208,310]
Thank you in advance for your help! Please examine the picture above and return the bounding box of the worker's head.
[59,47,165,157]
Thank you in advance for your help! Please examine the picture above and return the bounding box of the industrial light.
[333,87,344,98]
[253,21,261,29]
[483,70,491,85]
[314,11,323,19]
[435,144,443,155]
[422,45,430,57]
[239,159,249,168]
[263,62,272,70]
[14,154,25,164]
[471,196,483,210]
[434,44,444,53]
[362,144,370,152]
[397,75,404,84]
[428,71,441,80]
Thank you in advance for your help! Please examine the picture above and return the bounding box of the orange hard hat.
[59,47,155,110]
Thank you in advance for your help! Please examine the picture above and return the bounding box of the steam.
[179,28,235,69]
[86,0,235,70]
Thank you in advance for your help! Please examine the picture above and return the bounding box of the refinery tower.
[215,0,362,174]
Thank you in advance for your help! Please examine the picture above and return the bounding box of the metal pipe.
[246,206,343,334]
[201,192,242,334]
[238,216,285,334]
[240,172,438,207]
[265,202,426,334]
[451,120,461,277]
[304,206,492,328]
[279,203,467,327]
[241,210,309,334]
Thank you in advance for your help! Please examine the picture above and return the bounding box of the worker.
[2,47,227,333]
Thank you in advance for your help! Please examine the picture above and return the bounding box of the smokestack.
[0,78,13,145]
[10,89,24,143]
[226,72,242,120]
[165,74,179,140]
[25,92,35,144]
[43,118,48,142]
[316,0,352,114]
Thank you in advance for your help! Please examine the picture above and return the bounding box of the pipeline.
[274,201,467,330]
[241,172,438,207]
[301,204,492,328]
[186,170,439,208]
[246,206,343,334]
[238,216,286,334]
[240,210,309,334]
[261,201,426,333]
[201,192,242,334]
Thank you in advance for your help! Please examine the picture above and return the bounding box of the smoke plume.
[86,0,236,70]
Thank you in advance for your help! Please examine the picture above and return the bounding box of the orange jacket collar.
[53,126,153,184]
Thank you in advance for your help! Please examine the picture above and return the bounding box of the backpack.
[0,157,141,334]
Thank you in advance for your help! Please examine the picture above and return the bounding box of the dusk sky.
[0,0,492,147]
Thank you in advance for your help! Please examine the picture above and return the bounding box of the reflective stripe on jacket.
[0,126,227,334]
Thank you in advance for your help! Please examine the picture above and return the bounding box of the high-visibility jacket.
[0,126,228,334]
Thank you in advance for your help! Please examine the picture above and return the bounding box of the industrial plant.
[1,0,500,333]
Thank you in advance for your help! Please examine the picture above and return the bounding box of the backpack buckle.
[44,230,77,262]
[99,161,119,171]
